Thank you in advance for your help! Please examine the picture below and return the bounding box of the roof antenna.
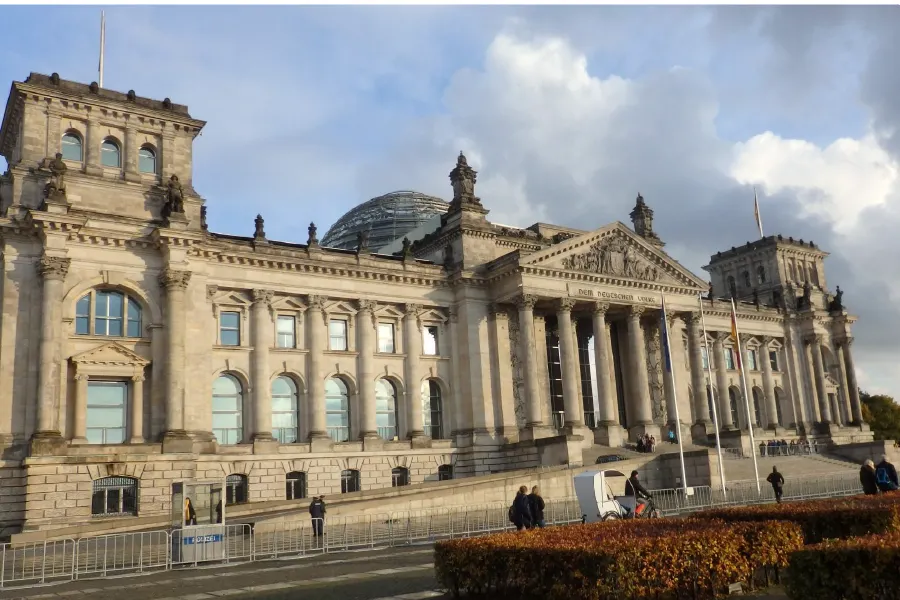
[98,10,106,88]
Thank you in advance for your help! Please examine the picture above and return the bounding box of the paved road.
[0,545,447,600]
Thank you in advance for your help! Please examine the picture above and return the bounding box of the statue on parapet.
[43,153,67,200]
[165,175,185,214]
[448,151,482,209]
[829,286,844,312]
[802,281,812,309]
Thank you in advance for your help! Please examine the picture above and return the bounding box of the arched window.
[422,379,443,439]
[91,476,137,516]
[810,264,819,287]
[325,378,350,442]
[138,145,156,174]
[742,271,751,289]
[757,266,766,284]
[727,276,737,298]
[728,388,740,427]
[375,379,397,440]
[340,469,360,494]
[86,380,127,444]
[101,138,121,168]
[272,376,298,443]
[212,375,243,445]
[752,388,763,427]
[61,131,83,162]
[225,474,248,505]
[75,290,143,337]
[286,471,307,500]
[438,464,453,481]
[391,467,409,487]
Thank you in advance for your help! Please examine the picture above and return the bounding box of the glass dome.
[321,190,449,251]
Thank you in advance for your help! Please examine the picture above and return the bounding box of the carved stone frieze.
[507,310,527,429]
[560,235,664,282]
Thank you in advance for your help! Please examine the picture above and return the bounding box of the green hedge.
[434,518,803,600]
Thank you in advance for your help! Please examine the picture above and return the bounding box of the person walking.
[510,485,533,531]
[528,486,546,528]
[309,495,326,537]
[860,460,880,495]
[766,466,785,504]
[876,455,900,492]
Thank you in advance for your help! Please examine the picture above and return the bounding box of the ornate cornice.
[37,255,70,281]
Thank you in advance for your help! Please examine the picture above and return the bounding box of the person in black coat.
[766,466,785,504]
[528,486,546,528]
[511,486,533,531]
[876,455,900,492]
[309,496,326,536]
[860,460,880,495]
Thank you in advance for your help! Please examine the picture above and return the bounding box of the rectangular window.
[127,300,142,337]
[769,350,779,372]
[700,346,709,370]
[329,319,348,351]
[423,325,439,356]
[377,323,395,353]
[76,295,91,335]
[276,315,296,348]
[748,349,759,371]
[220,311,240,346]
[724,348,735,370]
[95,291,124,337]
[86,381,127,444]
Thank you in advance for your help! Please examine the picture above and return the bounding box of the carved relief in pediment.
[560,236,669,283]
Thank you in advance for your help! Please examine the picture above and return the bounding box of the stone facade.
[0,73,870,535]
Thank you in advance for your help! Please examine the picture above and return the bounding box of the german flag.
[730,302,742,371]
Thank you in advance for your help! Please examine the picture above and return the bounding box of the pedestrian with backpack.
[876,455,900,492]
[766,466,785,504]
[509,485,533,531]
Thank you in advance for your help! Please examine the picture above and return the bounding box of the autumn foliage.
[434,518,803,600]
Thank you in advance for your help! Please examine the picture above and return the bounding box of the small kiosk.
[170,479,226,564]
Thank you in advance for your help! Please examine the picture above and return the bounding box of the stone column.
[713,333,735,429]
[626,306,653,429]
[808,334,832,424]
[517,295,543,427]
[404,303,425,439]
[592,302,621,445]
[661,315,679,428]
[685,313,710,425]
[839,337,863,425]
[306,295,328,441]
[85,120,102,175]
[71,373,89,443]
[356,300,378,442]
[33,256,70,444]
[803,340,822,423]
[124,126,140,181]
[159,269,191,446]
[557,298,583,428]
[760,337,779,429]
[251,289,275,443]
[129,374,145,444]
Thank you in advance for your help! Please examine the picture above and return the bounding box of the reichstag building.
[0,73,868,533]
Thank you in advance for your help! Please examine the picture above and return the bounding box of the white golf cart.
[574,469,662,523]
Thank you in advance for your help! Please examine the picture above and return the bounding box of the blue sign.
[182,534,223,545]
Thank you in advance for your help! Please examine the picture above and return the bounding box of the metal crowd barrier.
[0,475,867,589]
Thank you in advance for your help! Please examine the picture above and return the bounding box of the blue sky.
[2,5,900,396]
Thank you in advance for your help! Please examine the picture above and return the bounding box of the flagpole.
[98,11,106,89]
[661,297,688,494]
[698,293,727,499]
[731,298,761,495]
[754,187,764,239]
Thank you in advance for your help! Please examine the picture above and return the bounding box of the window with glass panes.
[329,319,348,351]
[422,379,443,439]
[769,350,779,371]
[61,132,83,161]
[725,348,736,370]
[340,469,360,494]
[377,323,395,353]
[748,349,759,371]
[225,474,248,505]
[271,376,298,443]
[76,291,142,337]
[101,139,121,168]
[86,381,127,444]
[729,388,740,426]
[325,377,350,442]
[545,325,565,427]
[285,471,307,500]
[212,375,243,444]
[375,379,397,440]
[391,467,409,487]
[138,146,156,173]
[423,325,439,355]
[700,346,710,370]
[276,315,295,348]
[91,477,137,516]
[219,311,240,346]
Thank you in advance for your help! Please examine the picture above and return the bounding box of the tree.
[860,390,900,442]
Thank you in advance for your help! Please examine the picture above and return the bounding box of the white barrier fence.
[0,471,864,589]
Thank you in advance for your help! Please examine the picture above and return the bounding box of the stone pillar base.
[29,432,66,457]
[410,434,432,450]
[252,438,280,454]
[691,421,712,442]
[593,423,624,448]
[628,423,661,442]
[518,424,558,442]
[563,424,594,449]
[162,430,193,454]
[362,435,384,451]
[309,435,334,452]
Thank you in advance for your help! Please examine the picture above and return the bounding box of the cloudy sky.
[2,5,899,397]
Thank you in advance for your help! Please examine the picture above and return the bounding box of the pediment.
[520,222,707,289]
[210,289,251,307]
[272,296,307,312]
[324,300,358,316]
[374,305,405,321]
[419,307,448,324]
[71,341,150,367]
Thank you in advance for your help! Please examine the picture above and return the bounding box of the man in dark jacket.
[876,455,900,492]
[528,486,546,528]
[511,486,533,531]
[860,460,880,495]
[766,466,785,504]
[625,470,652,515]
[309,496,326,536]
